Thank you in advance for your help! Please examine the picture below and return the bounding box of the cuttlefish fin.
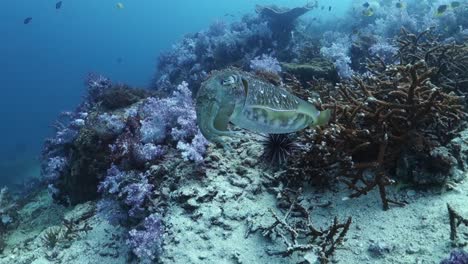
[314,109,331,127]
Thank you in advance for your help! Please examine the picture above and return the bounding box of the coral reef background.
[1,0,350,186]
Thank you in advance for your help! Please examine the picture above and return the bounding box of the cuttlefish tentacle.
[196,98,238,144]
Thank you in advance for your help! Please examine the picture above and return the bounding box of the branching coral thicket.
[396,28,468,96]
[288,29,465,210]
[303,0,468,81]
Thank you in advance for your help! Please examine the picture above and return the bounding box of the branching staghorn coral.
[288,31,465,209]
[395,28,468,97]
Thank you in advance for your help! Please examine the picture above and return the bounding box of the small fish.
[56,1,62,9]
[363,2,370,8]
[328,6,332,11]
[395,1,404,9]
[116,2,124,9]
[362,8,374,17]
[436,4,448,15]
[451,1,460,8]
[321,6,325,10]
[23,17,32,24]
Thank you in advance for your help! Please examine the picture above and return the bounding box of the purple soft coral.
[138,82,208,162]
[42,156,68,182]
[250,54,282,74]
[177,131,209,164]
[121,173,154,218]
[440,250,468,264]
[98,165,154,218]
[85,73,112,102]
[320,33,353,79]
[127,213,164,262]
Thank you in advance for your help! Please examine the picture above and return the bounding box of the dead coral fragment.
[447,204,468,245]
[262,190,351,263]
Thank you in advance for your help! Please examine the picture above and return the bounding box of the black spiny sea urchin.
[260,133,300,166]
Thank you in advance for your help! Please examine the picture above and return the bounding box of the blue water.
[0,0,351,185]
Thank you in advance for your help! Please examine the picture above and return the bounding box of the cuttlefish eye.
[221,75,238,86]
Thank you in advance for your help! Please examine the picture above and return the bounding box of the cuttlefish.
[195,69,331,145]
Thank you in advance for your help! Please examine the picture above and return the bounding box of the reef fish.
[23,17,32,24]
[196,69,331,145]
[116,2,124,9]
[56,1,62,9]
[395,1,405,9]
[436,4,448,15]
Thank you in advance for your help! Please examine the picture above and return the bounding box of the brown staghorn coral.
[286,32,465,210]
[390,28,468,97]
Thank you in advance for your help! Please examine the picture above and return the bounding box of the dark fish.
[363,2,370,8]
[451,1,460,8]
[23,17,32,24]
[56,1,62,9]
[328,6,332,11]
[395,2,403,9]
[437,4,448,15]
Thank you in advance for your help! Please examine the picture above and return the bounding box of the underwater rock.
[281,58,338,84]
[396,131,468,185]
[53,128,113,205]
[255,2,317,46]
[0,187,17,234]
[368,241,393,257]
[255,2,317,31]
[97,84,150,111]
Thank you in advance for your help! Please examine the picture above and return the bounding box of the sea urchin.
[260,133,300,166]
